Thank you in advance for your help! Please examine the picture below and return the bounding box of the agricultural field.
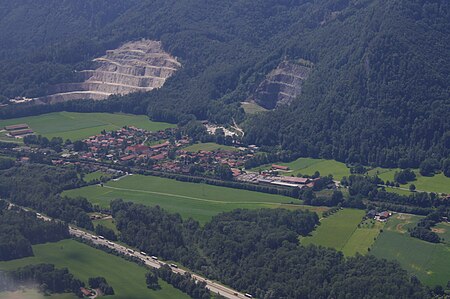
[432,222,450,245]
[370,213,450,287]
[250,158,350,180]
[83,171,112,182]
[93,217,119,234]
[0,239,190,299]
[301,209,365,253]
[368,167,450,194]
[241,102,268,114]
[62,174,327,225]
[0,289,78,299]
[341,219,384,256]
[183,142,238,152]
[0,112,175,141]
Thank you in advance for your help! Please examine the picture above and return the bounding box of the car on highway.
[151,255,158,260]
[170,263,178,268]
[98,235,105,240]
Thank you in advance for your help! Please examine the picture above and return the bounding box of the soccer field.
[63,174,327,224]
[0,112,175,141]
[0,240,189,299]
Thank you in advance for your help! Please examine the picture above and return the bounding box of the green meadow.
[250,157,350,180]
[301,209,365,252]
[370,213,450,287]
[0,240,189,299]
[63,174,327,225]
[0,112,175,141]
[83,171,112,182]
[183,142,238,152]
[341,219,384,256]
[93,217,119,234]
[241,102,268,114]
[368,167,450,194]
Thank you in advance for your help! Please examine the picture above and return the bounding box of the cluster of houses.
[151,149,254,174]
[71,127,258,176]
[79,127,179,163]
[3,123,34,138]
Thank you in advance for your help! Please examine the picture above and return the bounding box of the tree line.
[111,200,432,298]
[0,200,69,261]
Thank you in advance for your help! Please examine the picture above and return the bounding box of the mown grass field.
[63,174,327,225]
[301,209,365,252]
[0,240,190,299]
[0,112,175,141]
[83,171,112,182]
[368,167,450,194]
[250,158,350,180]
[433,222,450,245]
[183,142,238,152]
[93,218,119,234]
[370,213,450,287]
[0,289,78,299]
[341,219,384,256]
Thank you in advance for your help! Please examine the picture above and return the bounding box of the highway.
[29,208,248,299]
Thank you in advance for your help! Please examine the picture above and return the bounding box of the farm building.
[272,164,289,171]
[4,123,29,131]
[9,129,34,137]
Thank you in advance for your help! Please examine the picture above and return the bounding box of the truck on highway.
[151,256,158,260]
[140,251,147,256]
[98,236,105,240]
[170,263,178,268]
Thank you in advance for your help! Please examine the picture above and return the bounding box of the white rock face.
[250,60,312,110]
[42,40,181,103]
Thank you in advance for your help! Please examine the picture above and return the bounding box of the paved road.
[14,204,249,299]
[69,228,246,298]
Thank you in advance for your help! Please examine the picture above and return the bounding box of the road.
[69,228,245,298]
[16,204,248,299]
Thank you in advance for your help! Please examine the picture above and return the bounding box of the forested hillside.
[0,0,448,167]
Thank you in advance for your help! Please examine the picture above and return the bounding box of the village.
[2,123,327,191]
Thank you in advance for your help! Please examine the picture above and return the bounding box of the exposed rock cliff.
[250,60,312,110]
[41,40,180,103]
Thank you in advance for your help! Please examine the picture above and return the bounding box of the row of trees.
[410,208,450,243]
[0,201,69,261]
[111,200,431,298]
[0,264,84,297]
[153,266,210,299]
[88,276,114,295]
[0,164,94,230]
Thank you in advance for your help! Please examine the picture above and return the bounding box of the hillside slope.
[0,0,448,167]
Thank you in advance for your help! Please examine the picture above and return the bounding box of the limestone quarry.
[249,60,312,110]
[40,40,181,103]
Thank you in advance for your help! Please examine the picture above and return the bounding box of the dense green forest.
[0,263,84,296]
[0,0,448,168]
[0,164,94,230]
[0,200,69,261]
[111,200,432,298]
